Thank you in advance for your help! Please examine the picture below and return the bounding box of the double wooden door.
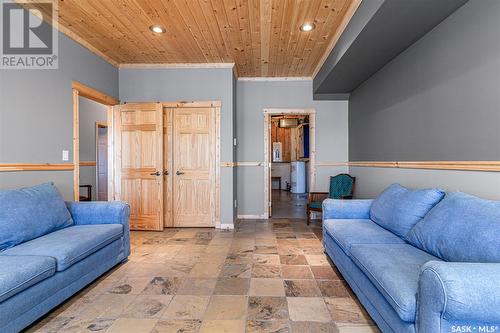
[114,103,217,230]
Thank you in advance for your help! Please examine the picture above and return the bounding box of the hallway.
[271,190,308,219]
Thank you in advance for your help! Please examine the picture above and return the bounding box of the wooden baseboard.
[0,163,74,172]
[237,214,268,219]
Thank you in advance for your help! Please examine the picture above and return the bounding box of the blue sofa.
[0,183,130,333]
[322,183,500,333]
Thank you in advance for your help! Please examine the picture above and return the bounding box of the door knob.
[176,171,185,175]
[163,170,169,176]
[150,171,161,176]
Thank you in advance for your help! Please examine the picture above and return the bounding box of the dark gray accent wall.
[314,0,468,95]
[119,67,236,225]
[0,31,118,199]
[349,0,500,161]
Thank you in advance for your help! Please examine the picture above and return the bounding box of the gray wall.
[79,97,108,200]
[119,67,236,225]
[348,0,500,199]
[0,31,118,199]
[236,80,349,216]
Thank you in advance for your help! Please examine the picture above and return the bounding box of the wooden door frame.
[95,121,108,201]
[72,81,118,201]
[263,108,316,218]
[162,101,221,228]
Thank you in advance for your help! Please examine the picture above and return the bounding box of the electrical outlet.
[62,150,69,161]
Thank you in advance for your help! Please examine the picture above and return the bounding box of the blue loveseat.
[322,183,500,333]
[0,183,130,333]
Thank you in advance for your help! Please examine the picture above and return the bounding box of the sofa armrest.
[66,201,131,258]
[417,261,500,333]
[322,199,373,220]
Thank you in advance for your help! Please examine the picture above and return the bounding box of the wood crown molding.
[238,77,312,82]
[119,63,235,69]
[72,81,119,105]
[349,161,500,172]
[0,163,74,172]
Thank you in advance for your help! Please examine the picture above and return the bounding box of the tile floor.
[26,219,379,333]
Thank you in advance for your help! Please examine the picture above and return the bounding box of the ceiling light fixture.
[149,25,166,34]
[300,23,315,32]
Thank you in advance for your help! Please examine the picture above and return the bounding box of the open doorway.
[78,97,108,201]
[264,109,316,219]
[72,81,118,202]
[96,122,108,201]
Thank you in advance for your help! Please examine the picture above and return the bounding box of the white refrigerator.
[291,161,306,193]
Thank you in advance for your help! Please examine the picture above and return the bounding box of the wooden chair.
[307,174,356,225]
[79,185,92,201]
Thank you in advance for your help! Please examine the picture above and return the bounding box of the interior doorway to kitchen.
[264,109,316,219]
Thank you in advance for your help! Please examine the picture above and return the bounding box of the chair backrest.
[329,174,356,199]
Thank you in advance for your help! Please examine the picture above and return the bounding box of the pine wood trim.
[72,81,119,106]
[0,163,74,172]
[221,162,265,167]
[312,0,363,77]
[119,63,235,69]
[73,89,80,201]
[161,101,222,108]
[349,161,500,172]
[79,161,97,167]
[238,77,312,81]
[316,162,349,167]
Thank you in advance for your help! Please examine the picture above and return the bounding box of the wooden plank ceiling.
[41,0,358,77]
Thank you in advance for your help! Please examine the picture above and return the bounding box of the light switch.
[62,150,69,161]
[233,138,237,146]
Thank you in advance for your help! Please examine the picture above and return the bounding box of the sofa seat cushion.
[0,255,56,302]
[350,243,441,323]
[323,219,405,256]
[2,224,123,271]
[370,183,444,239]
[0,183,74,251]
[407,192,500,262]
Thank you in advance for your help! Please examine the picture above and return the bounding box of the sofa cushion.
[0,255,56,302]
[323,219,406,256]
[350,243,441,322]
[2,224,123,271]
[370,183,444,239]
[406,192,500,262]
[0,183,74,251]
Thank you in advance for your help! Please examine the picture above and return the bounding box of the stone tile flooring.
[26,219,379,333]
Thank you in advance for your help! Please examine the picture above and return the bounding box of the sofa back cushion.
[0,183,73,251]
[406,192,500,262]
[370,183,445,238]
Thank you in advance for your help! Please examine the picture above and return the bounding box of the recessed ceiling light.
[149,25,166,34]
[300,23,315,32]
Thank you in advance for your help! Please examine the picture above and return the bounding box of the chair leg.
[306,207,310,225]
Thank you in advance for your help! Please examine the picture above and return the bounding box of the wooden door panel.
[173,107,215,227]
[114,103,163,231]
[163,108,174,227]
